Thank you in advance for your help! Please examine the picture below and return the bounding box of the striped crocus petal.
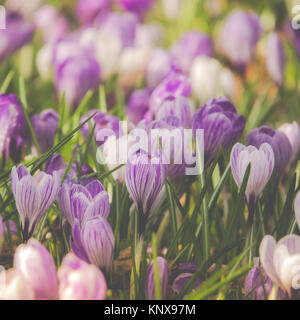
[230,143,274,204]
[295,191,300,231]
[125,152,167,216]
[81,217,115,272]
[11,165,60,236]
[145,257,169,300]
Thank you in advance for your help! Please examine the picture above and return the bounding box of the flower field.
[0,0,300,301]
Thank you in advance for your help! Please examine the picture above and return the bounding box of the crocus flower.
[192,97,245,166]
[219,10,261,68]
[14,239,58,299]
[11,165,60,239]
[294,191,300,231]
[145,257,169,300]
[71,217,114,273]
[31,109,59,154]
[55,53,101,109]
[135,23,165,49]
[150,68,191,115]
[265,33,285,85]
[58,253,107,300]
[126,88,152,125]
[190,56,235,103]
[116,0,154,17]
[80,110,122,146]
[246,126,292,180]
[162,0,181,20]
[259,234,300,298]
[171,31,213,73]
[0,12,34,63]
[76,0,110,24]
[245,258,274,300]
[146,48,173,87]
[155,95,193,128]
[0,94,29,163]
[59,180,110,227]
[125,151,168,217]
[278,122,300,167]
[0,269,34,300]
[33,5,68,43]
[172,273,202,295]
[230,143,274,205]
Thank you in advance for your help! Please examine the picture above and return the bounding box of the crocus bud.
[259,234,300,298]
[192,97,245,166]
[172,273,202,295]
[190,56,235,104]
[219,10,261,68]
[116,0,154,17]
[135,23,165,49]
[171,31,213,73]
[80,110,122,146]
[0,12,34,63]
[245,258,273,300]
[0,94,29,164]
[71,217,115,273]
[126,88,152,125]
[150,68,191,115]
[0,269,34,300]
[31,109,59,154]
[246,126,292,179]
[265,33,285,85]
[33,5,68,43]
[125,152,168,217]
[145,257,168,300]
[294,191,300,231]
[55,53,101,109]
[11,165,60,239]
[14,239,58,299]
[278,122,300,167]
[146,48,172,87]
[36,44,53,80]
[76,0,110,24]
[230,143,274,205]
[58,253,107,300]
[59,180,110,227]
[156,95,193,127]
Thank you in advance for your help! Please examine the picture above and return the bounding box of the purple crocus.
[150,68,191,115]
[76,0,110,24]
[55,53,101,109]
[59,180,110,227]
[171,31,213,73]
[31,109,59,154]
[192,97,245,166]
[126,88,152,125]
[145,257,169,300]
[58,253,107,300]
[80,110,122,146]
[125,151,168,217]
[245,258,274,300]
[246,126,292,179]
[219,10,261,69]
[14,239,58,299]
[266,33,285,85]
[117,0,154,17]
[11,165,60,239]
[259,234,300,298]
[0,94,29,163]
[146,48,173,87]
[172,273,202,295]
[71,216,114,272]
[0,12,34,63]
[156,95,193,128]
[230,143,274,205]
[278,122,300,167]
